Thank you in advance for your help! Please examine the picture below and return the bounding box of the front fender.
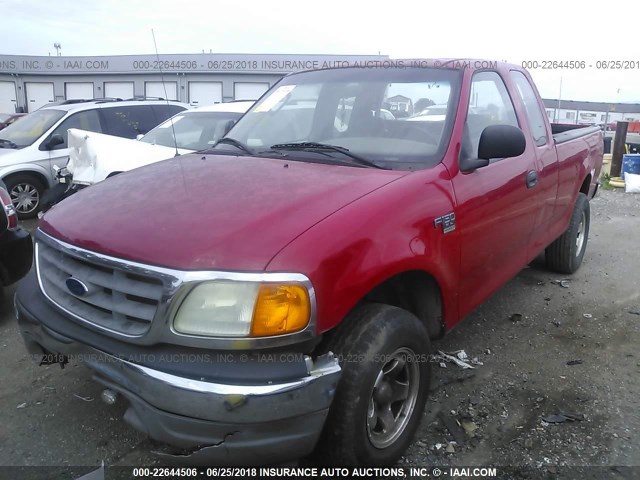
[266,164,460,333]
[0,163,53,188]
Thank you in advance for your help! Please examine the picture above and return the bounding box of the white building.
[543,99,640,125]
[0,53,389,113]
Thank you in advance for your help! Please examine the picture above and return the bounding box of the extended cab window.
[462,71,518,160]
[101,105,157,138]
[510,71,548,147]
[41,109,102,150]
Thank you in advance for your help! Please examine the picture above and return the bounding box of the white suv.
[0,99,188,218]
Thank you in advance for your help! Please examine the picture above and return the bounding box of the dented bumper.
[16,278,341,465]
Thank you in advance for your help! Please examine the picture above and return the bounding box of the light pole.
[53,43,61,56]
[554,75,563,123]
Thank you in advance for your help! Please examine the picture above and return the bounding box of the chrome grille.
[36,239,164,336]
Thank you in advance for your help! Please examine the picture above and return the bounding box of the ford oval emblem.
[66,277,89,296]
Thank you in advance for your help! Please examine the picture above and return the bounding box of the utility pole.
[610,121,628,178]
[54,43,62,56]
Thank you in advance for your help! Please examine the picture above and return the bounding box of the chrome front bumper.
[16,292,341,464]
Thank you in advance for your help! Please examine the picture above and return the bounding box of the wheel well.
[363,270,444,339]
[579,174,591,195]
[3,171,50,189]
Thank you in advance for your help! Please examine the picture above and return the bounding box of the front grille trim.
[35,233,180,339]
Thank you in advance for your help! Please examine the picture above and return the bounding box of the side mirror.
[45,133,65,150]
[460,124,526,172]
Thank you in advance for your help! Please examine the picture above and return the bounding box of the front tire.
[4,173,46,219]
[545,193,590,274]
[320,303,432,465]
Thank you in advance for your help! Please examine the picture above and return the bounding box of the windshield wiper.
[269,142,386,169]
[213,137,254,155]
[0,138,18,149]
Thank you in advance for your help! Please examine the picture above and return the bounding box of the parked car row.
[0,99,187,218]
[0,98,254,298]
[37,100,253,211]
[14,60,603,466]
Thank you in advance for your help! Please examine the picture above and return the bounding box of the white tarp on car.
[67,128,179,185]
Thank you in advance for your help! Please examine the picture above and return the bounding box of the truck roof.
[286,58,525,77]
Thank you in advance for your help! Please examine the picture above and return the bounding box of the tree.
[414,98,435,113]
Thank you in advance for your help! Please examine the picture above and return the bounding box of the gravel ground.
[0,188,639,479]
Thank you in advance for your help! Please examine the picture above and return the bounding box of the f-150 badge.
[434,212,456,234]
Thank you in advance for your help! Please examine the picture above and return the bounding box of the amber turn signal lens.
[251,284,310,337]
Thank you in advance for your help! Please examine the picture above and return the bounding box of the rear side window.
[42,109,102,150]
[510,71,548,147]
[152,104,185,123]
[462,71,518,159]
[101,105,157,138]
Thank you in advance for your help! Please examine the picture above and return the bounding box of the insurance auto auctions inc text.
[255,466,498,477]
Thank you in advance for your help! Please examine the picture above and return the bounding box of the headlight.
[173,281,310,338]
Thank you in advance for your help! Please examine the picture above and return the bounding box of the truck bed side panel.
[533,130,603,258]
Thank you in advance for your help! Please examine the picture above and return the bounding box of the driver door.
[451,71,538,318]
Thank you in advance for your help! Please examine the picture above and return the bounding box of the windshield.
[0,109,65,148]
[140,111,243,151]
[224,67,462,170]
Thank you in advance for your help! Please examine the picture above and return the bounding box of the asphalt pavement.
[1,189,639,479]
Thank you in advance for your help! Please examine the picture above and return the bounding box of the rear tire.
[4,173,46,219]
[545,193,590,274]
[319,303,432,466]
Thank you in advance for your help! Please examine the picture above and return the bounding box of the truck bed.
[551,124,602,144]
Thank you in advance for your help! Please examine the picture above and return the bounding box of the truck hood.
[40,154,407,271]
[67,128,190,184]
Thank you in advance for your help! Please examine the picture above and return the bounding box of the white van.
[0,99,187,218]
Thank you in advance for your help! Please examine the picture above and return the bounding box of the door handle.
[526,170,538,189]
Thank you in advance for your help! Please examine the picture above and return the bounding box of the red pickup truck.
[16,60,603,466]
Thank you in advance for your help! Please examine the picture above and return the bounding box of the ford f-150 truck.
[16,60,603,466]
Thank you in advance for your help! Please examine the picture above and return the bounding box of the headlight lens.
[173,281,311,337]
[173,282,260,336]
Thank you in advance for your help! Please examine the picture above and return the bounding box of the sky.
[2,0,639,103]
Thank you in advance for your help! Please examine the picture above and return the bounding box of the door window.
[41,109,102,150]
[462,72,518,160]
